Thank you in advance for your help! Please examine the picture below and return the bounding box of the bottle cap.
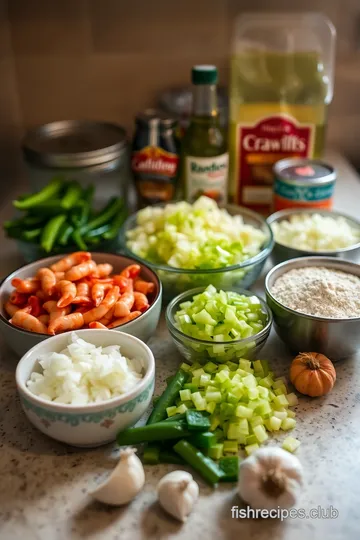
[191,65,218,85]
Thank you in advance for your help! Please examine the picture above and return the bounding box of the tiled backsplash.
[1,0,360,182]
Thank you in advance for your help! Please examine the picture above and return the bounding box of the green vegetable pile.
[126,196,267,270]
[4,177,127,253]
[173,285,268,361]
[117,359,298,485]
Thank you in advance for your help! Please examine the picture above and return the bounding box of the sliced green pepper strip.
[218,456,240,482]
[186,410,211,432]
[80,197,124,235]
[40,214,67,253]
[13,177,64,210]
[72,229,88,250]
[27,199,67,216]
[4,218,27,230]
[117,421,190,446]
[58,223,74,246]
[143,445,160,465]
[23,215,45,227]
[159,449,185,465]
[147,369,188,425]
[21,228,42,242]
[84,223,111,239]
[173,440,224,486]
[188,431,217,449]
[102,207,128,240]
[61,181,83,210]
[164,413,186,423]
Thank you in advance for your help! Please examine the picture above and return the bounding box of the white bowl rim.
[0,252,162,338]
[15,329,155,412]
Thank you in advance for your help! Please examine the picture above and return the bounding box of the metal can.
[273,158,336,212]
[131,109,180,207]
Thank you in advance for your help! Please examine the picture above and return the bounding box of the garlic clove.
[91,447,145,506]
[157,470,199,522]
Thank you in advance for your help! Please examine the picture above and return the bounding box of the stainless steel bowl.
[267,208,360,265]
[265,257,360,361]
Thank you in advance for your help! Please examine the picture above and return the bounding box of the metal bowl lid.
[135,109,177,128]
[22,120,127,168]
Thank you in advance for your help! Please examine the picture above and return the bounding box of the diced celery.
[253,424,268,443]
[258,386,269,399]
[184,383,199,393]
[243,374,257,389]
[195,398,207,411]
[191,391,202,403]
[274,395,289,408]
[200,374,211,387]
[227,392,240,405]
[192,368,206,378]
[247,387,259,400]
[179,362,191,372]
[191,376,200,386]
[263,419,273,432]
[166,406,178,417]
[250,415,264,428]
[239,359,252,371]
[215,370,230,384]
[223,440,238,454]
[259,375,273,389]
[245,443,259,456]
[189,362,202,372]
[269,416,282,431]
[273,411,287,420]
[208,443,224,460]
[227,423,242,440]
[203,361,218,374]
[255,401,272,416]
[245,434,258,446]
[286,393,299,407]
[281,418,296,431]
[209,414,220,431]
[180,389,191,402]
[238,418,249,435]
[206,401,217,414]
[176,404,188,414]
[287,409,296,419]
[274,385,287,396]
[235,405,253,419]
[282,436,301,453]
[205,391,222,403]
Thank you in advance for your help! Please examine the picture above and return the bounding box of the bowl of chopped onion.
[16,330,155,447]
[267,208,360,265]
[166,285,272,364]
[121,197,274,302]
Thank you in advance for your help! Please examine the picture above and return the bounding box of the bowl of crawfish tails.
[0,251,162,357]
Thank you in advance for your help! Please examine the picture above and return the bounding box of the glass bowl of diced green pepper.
[166,285,272,364]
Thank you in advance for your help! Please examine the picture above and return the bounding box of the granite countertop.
[1,152,360,540]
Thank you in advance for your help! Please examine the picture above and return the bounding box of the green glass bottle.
[182,65,228,203]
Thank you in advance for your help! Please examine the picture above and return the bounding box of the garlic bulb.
[157,470,199,522]
[238,447,303,510]
[91,447,145,506]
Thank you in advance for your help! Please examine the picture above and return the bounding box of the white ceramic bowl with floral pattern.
[15,329,155,447]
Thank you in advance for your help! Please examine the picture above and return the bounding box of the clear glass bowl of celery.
[120,199,274,303]
[166,285,272,364]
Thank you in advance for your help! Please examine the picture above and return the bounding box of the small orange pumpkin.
[290,352,336,397]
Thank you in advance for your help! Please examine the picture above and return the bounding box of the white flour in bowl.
[271,266,360,318]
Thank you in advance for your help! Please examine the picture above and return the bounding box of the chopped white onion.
[272,213,360,251]
[26,332,144,405]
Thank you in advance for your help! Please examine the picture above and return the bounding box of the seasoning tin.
[131,109,179,207]
[273,158,336,211]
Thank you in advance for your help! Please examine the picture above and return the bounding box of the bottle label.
[231,107,316,214]
[185,153,229,203]
[131,146,179,204]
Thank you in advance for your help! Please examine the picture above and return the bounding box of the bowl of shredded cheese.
[265,257,360,360]
[16,330,155,447]
[267,209,360,265]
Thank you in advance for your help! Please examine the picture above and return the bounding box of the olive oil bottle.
[182,65,228,203]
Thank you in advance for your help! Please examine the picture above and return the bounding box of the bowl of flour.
[265,257,360,360]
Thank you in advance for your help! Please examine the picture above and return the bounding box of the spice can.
[273,158,336,211]
[131,109,180,207]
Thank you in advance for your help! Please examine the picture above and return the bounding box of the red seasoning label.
[131,146,179,178]
[236,115,314,213]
